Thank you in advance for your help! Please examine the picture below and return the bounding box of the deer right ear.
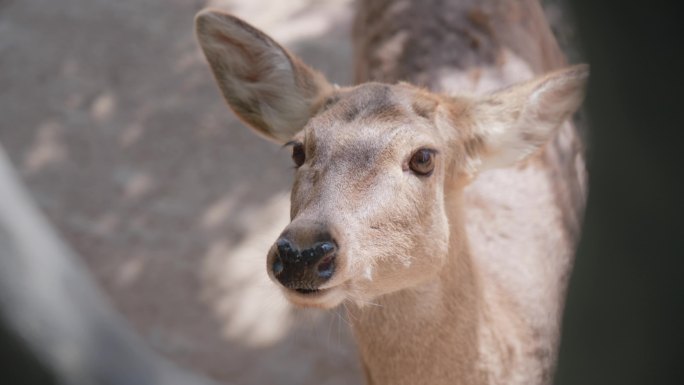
[456,65,588,173]
[195,9,333,143]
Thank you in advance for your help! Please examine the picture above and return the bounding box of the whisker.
[341,302,357,323]
[347,293,383,308]
[334,307,352,329]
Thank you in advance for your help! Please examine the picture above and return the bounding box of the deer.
[195,0,588,384]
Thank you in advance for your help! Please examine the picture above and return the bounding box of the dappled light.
[22,120,68,175]
[90,92,117,123]
[201,193,293,347]
[3,0,681,384]
[436,49,536,93]
[0,0,359,383]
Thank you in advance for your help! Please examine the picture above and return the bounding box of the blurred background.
[1,0,682,384]
[1,0,361,384]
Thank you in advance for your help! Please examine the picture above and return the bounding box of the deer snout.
[270,236,337,293]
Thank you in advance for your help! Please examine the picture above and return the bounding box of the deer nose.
[271,237,337,291]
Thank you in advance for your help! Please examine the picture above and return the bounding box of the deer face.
[270,84,455,307]
[195,10,587,308]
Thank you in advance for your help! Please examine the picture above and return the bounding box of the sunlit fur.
[196,9,587,385]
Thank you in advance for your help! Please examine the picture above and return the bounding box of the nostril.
[276,238,292,254]
[272,236,337,287]
[316,242,335,257]
[312,241,336,280]
[272,254,284,276]
[316,255,335,279]
[276,238,298,263]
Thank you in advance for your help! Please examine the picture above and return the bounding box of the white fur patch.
[363,265,374,281]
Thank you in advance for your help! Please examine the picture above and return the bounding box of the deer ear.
[195,9,334,143]
[466,64,589,171]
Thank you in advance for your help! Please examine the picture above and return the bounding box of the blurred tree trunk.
[0,146,220,385]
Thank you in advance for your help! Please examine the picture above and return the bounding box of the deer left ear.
[467,64,589,171]
[195,9,334,143]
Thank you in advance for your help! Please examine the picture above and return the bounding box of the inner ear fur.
[462,64,589,171]
[195,9,333,143]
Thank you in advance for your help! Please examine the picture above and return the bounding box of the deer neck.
[348,2,576,383]
[347,191,488,385]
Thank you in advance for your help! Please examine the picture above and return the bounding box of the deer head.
[195,10,588,309]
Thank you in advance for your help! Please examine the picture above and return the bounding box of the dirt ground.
[0,0,362,384]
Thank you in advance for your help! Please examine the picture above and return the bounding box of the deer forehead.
[299,83,452,160]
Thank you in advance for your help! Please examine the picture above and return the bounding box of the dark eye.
[409,149,436,176]
[292,143,305,167]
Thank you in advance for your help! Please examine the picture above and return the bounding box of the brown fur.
[195,4,588,385]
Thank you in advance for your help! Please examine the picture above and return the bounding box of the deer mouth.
[282,281,331,296]
[295,288,320,295]
[289,286,331,297]
[282,285,345,308]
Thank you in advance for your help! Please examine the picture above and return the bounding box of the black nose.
[271,237,337,292]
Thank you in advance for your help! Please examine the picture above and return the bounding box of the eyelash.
[286,141,306,168]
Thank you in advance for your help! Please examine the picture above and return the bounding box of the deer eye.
[409,149,436,176]
[292,142,305,167]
